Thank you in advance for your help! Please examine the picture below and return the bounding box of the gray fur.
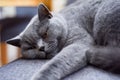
[86,0,120,73]
[86,46,120,73]
[6,0,120,80]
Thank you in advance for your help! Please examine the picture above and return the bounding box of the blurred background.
[0,0,77,67]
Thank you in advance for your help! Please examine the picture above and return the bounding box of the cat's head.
[6,3,68,59]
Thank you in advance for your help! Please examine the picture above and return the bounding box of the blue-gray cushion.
[0,59,120,80]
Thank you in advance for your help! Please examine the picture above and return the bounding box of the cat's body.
[7,0,120,80]
[85,0,120,73]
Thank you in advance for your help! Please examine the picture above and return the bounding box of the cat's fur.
[86,46,120,73]
[86,0,120,73]
[7,0,120,80]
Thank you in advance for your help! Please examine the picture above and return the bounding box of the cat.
[6,0,120,80]
[6,3,93,80]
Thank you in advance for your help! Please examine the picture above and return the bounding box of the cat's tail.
[86,46,120,74]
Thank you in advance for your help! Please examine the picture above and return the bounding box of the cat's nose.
[38,46,45,51]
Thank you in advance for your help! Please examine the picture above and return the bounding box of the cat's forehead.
[20,13,65,37]
[31,15,50,27]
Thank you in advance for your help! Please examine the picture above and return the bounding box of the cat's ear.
[38,3,53,21]
[6,36,21,47]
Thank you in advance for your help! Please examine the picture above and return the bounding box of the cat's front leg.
[31,43,89,80]
[21,49,46,59]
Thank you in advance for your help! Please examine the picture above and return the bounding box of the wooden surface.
[0,0,42,6]
[0,42,8,65]
[0,0,52,10]
[0,43,21,66]
[0,43,1,66]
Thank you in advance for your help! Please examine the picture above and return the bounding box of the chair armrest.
[0,58,120,80]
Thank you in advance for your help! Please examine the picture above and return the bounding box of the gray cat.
[7,0,120,80]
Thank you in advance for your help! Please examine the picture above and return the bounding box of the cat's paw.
[86,48,96,64]
[22,49,46,59]
[86,48,105,66]
[86,48,113,68]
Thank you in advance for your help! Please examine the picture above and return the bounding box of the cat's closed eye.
[26,46,35,50]
[23,45,36,50]
[21,40,36,50]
